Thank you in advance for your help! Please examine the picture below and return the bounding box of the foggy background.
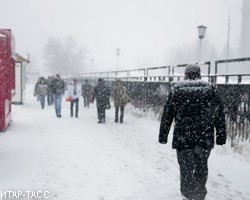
[0,0,247,75]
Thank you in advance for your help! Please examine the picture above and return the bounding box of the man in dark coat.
[51,73,65,118]
[82,79,93,108]
[47,75,54,106]
[93,78,111,123]
[159,64,227,200]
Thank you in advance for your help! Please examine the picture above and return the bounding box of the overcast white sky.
[0,0,243,73]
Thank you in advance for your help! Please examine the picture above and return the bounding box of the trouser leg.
[83,96,87,107]
[70,100,74,117]
[120,106,124,123]
[86,96,90,107]
[54,95,58,115]
[47,94,52,105]
[54,95,62,116]
[177,149,196,200]
[75,98,79,117]
[49,94,53,105]
[58,95,62,115]
[101,105,106,122]
[47,94,50,105]
[177,147,210,200]
[193,147,211,200]
[97,102,106,123]
[40,95,45,109]
[50,95,54,105]
[115,106,119,122]
[97,104,102,121]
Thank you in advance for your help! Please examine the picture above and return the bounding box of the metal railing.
[75,57,250,85]
[73,57,250,147]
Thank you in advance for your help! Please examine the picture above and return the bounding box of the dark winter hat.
[98,78,104,84]
[185,64,201,79]
[116,79,122,84]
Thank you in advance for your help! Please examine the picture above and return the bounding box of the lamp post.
[91,58,94,73]
[116,48,120,72]
[197,25,207,62]
[223,0,231,73]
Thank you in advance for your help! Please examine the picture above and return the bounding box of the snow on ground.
[0,84,250,200]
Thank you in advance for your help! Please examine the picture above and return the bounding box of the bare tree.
[43,36,86,75]
[166,38,219,66]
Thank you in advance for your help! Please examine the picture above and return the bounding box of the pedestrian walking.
[159,64,227,200]
[67,78,82,118]
[34,77,48,109]
[112,79,130,123]
[47,75,54,105]
[82,79,93,108]
[34,77,42,101]
[51,73,65,118]
[93,78,111,123]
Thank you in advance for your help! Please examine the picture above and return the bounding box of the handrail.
[72,57,250,84]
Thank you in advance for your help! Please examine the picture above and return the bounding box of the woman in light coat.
[67,78,82,118]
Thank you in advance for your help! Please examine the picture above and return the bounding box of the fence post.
[143,68,148,112]
[215,61,218,84]
[238,75,242,84]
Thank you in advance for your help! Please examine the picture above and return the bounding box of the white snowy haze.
[1,84,250,199]
[0,0,243,74]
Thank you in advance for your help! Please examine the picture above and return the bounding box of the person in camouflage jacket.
[112,79,130,123]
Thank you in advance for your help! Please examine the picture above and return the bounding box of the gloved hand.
[216,138,226,145]
[159,137,168,144]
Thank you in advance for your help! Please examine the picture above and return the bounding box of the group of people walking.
[34,75,130,123]
[68,78,130,123]
[90,78,130,123]
[34,64,227,200]
[34,75,57,109]
[34,73,65,117]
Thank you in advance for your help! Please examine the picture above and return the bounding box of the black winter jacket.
[93,83,111,107]
[159,79,226,150]
[51,78,65,96]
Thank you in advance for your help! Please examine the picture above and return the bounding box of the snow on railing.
[73,57,250,85]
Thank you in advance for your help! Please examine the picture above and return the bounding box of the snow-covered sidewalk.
[0,84,250,200]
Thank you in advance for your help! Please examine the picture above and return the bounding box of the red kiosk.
[0,29,15,131]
